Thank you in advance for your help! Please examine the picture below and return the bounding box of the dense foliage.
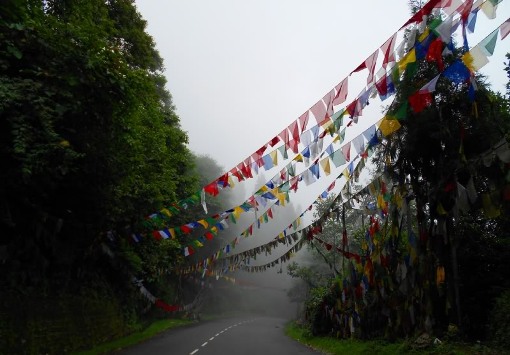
[0,0,208,352]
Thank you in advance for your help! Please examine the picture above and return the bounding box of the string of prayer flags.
[142,1,509,267]
[140,0,496,228]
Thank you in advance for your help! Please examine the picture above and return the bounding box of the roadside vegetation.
[285,321,504,355]
[73,318,193,355]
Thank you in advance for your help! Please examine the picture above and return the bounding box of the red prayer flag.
[204,181,219,196]
[409,91,433,113]
[152,230,163,240]
[310,100,327,125]
[180,225,192,234]
[375,75,388,96]
[218,173,229,187]
[332,77,348,106]
[400,0,442,29]
[278,128,289,144]
[426,37,444,71]
[268,136,280,147]
[288,121,300,142]
[230,168,244,182]
[299,111,309,131]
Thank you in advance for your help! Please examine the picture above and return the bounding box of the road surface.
[117,316,322,355]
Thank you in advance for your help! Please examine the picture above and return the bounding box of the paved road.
[117,316,321,355]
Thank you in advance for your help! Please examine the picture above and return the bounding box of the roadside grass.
[284,321,503,355]
[72,318,193,355]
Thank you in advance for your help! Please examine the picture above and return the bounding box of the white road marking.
[190,320,251,354]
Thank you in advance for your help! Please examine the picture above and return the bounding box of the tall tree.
[0,0,196,291]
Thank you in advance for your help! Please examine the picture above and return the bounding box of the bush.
[489,289,510,348]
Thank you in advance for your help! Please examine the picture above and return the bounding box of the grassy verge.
[72,318,193,355]
[284,321,502,354]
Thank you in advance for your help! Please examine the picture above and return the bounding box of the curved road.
[117,316,321,355]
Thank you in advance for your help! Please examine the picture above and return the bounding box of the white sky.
[134,0,509,175]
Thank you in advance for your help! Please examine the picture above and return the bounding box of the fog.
[193,248,314,320]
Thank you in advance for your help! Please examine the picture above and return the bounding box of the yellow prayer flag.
[160,208,172,217]
[233,206,244,219]
[418,28,429,42]
[398,48,416,74]
[320,157,331,176]
[197,219,209,229]
[377,194,385,209]
[462,46,489,72]
[342,167,350,180]
[482,194,500,218]
[270,150,278,165]
[228,176,235,187]
[394,191,403,208]
[436,202,448,215]
[277,191,287,206]
[293,154,303,162]
[378,116,401,137]
[321,118,333,130]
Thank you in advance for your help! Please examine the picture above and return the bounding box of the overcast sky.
[134,0,509,176]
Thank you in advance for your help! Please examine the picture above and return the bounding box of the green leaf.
[7,45,22,59]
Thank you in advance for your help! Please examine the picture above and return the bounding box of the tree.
[0,0,200,289]
[378,23,510,339]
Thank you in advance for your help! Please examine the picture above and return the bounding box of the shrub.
[489,289,510,348]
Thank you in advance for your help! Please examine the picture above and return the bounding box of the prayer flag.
[378,117,401,136]
[320,157,331,176]
[462,46,489,71]
[398,49,416,74]
[501,18,510,40]
[480,29,498,56]
[418,74,440,94]
[333,77,349,106]
[342,143,351,162]
[299,111,309,131]
[381,33,397,67]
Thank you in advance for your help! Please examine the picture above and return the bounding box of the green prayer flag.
[394,102,408,120]
[277,145,288,159]
[429,17,442,31]
[331,150,347,167]
[287,164,295,177]
[480,29,498,56]
[280,181,291,192]
[404,61,418,80]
